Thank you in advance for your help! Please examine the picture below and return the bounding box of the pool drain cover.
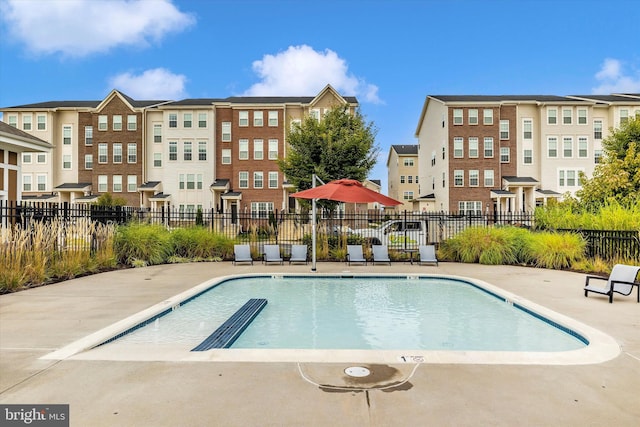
[344,366,370,377]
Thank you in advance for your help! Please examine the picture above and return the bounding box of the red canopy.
[290,179,403,206]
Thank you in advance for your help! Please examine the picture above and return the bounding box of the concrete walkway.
[1,262,639,426]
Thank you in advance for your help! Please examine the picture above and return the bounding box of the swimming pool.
[44,273,620,365]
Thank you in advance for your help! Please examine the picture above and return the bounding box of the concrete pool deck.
[1,262,639,426]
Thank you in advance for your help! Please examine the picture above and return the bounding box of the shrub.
[526,231,586,269]
[171,227,235,260]
[114,223,171,266]
[439,226,521,265]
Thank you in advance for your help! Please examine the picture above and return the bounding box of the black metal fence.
[1,200,638,261]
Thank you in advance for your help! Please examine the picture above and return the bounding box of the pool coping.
[41,273,621,365]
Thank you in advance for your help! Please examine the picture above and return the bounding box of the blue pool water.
[109,275,586,352]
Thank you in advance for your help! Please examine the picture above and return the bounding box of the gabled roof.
[3,100,100,109]
[95,89,169,112]
[568,94,640,104]
[428,95,575,103]
[391,144,418,155]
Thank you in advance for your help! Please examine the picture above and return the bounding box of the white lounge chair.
[584,264,640,303]
[372,245,391,265]
[233,244,253,265]
[346,245,367,265]
[263,244,283,265]
[289,245,308,264]
[418,245,438,266]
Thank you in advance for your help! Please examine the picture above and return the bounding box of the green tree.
[278,104,379,196]
[94,193,127,207]
[577,117,640,210]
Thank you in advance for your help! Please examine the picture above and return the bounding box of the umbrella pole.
[312,197,317,272]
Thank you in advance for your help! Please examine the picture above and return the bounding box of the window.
[254,171,264,188]
[186,174,195,190]
[499,120,509,139]
[459,201,482,215]
[113,115,122,131]
[113,175,122,192]
[309,109,320,121]
[290,118,302,130]
[183,113,192,128]
[85,126,93,145]
[547,137,558,158]
[113,143,122,163]
[577,109,587,125]
[523,119,532,140]
[198,112,207,128]
[128,175,137,192]
[442,172,446,187]
[239,171,249,188]
[408,176,413,184]
[127,143,137,163]
[268,111,278,126]
[620,109,629,124]
[484,170,494,187]
[23,175,32,191]
[547,108,557,124]
[22,153,32,163]
[253,111,263,126]
[239,139,249,160]
[403,191,414,200]
[578,137,588,158]
[85,154,93,169]
[251,202,274,219]
[500,147,510,163]
[22,114,32,130]
[253,139,264,160]
[154,124,162,143]
[197,174,203,189]
[178,174,184,189]
[524,149,533,164]
[469,170,479,187]
[8,115,17,127]
[98,175,108,192]
[169,141,177,161]
[484,137,494,157]
[221,122,231,142]
[468,109,478,125]
[63,125,72,145]
[239,111,249,127]
[127,115,137,131]
[454,170,464,187]
[468,137,478,158]
[594,120,603,139]
[183,141,192,161]
[169,113,177,128]
[268,171,278,188]
[98,115,107,130]
[153,152,162,167]
[221,149,231,164]
[453,137,463,158]
[37,175,46,191]
[98,143,108,163]
[37,115,46,130]
[562,108,572,124]
[37,153,46,163]
[594,149,602,164]
[198,141,207,161]
[563,137,573,158]
[559,170,582,187]
[483,109,493,125]
[442,146,445,159]
[400,175,405,184]
[268,139,278,160]
[453,109,463,125]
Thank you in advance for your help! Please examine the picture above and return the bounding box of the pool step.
[191,298,268,351]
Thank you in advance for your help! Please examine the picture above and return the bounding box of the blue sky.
[1,0,639,194]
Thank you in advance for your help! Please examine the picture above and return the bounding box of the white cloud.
[0,0,194,57]
[108,68,187,99]
[592,58,640,94]
[243,45,382,104]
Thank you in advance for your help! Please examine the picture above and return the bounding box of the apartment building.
[386,144,419,211]
[0,85,358,215]
[0,121,51,203]
[415,94,640,213]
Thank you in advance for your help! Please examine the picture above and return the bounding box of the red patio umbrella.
[290,179,403,206]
